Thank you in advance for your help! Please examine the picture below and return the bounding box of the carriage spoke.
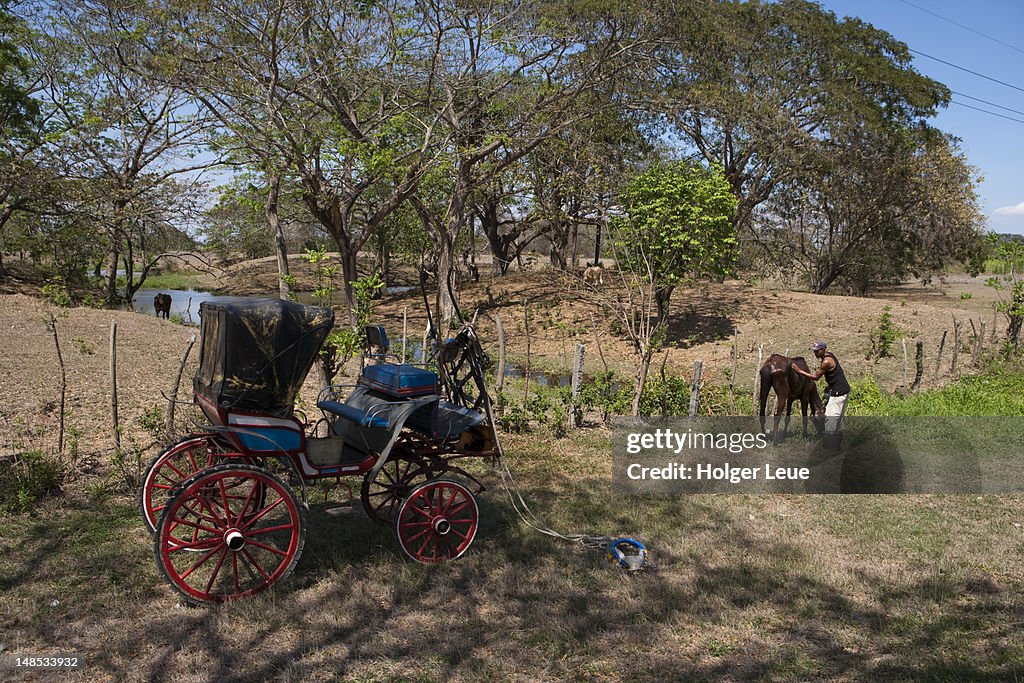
[166,517,221,536]
[179,544,225,581]
[239,497,285,531]
[204,547,230,595]
[168,537,222,552]
[245,539,289,557]
[404,528,432,545]
[246,522,297,536]
[232,482,260,527]
[240,548,272,582]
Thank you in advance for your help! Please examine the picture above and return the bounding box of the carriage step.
[325,503,359,517]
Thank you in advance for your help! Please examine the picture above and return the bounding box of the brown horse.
[758,354,824,441]
[154,293,172,319]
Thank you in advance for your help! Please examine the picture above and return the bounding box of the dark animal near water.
[758,354,824,441]
[154,293,172,320]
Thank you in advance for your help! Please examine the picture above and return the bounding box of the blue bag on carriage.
[359,363,439,397]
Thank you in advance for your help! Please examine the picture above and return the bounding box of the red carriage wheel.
[154,463,304,604]
[395,479,478,564]
[361,458,440,526]
[139,435,266,544]
[139,434,221,535]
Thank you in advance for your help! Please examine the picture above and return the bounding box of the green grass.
[0,432,1022,680]
[983,258,1024,275]
[849,364,1024,416]
[115,271,214,291]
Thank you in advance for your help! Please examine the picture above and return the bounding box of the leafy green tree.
[659,0,949,241]
[30,2,214,305]
[609,161,736,414]
[405,0,656,324]
[761,130,984,294]
[0,2,46,273]
[0,3,37,139]
[526,108,651,270]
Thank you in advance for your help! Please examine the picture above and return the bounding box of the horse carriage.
[139,295,499,604]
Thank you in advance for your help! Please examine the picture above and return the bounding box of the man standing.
[792,341,851,439]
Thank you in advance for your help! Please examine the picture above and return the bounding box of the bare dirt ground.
[0,263,1000,458]
[372,269,992,396]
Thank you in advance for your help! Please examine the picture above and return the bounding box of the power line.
[946,99,1024,124]
[910,48,1024,95]
[952,91,1024,118]
[895,0,1024,56]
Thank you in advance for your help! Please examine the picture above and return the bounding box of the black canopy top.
[194,297,335,417]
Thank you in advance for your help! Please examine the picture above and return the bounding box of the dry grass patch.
[2,431,1023,680]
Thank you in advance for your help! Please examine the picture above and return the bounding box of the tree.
[758,130,985,294]
[0,2,48,273]
[608,161,736,414]
[147,0,441,318]
[658,0,949,243]
[404,0,656,324]
[36,2,215,305]
[525,108,651,270]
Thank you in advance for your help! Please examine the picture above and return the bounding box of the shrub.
[0,451,62,514]
[868,306,900,359]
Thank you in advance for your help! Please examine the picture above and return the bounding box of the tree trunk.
[1007,285,1024,349]
[593,221,602,267]
[631,345,653,416]
[570,223,579,269]
[548,220,569,270]
[479,202,514,276]
[104,242,120,307]
[655,286,675,325]
[436,228,458,327]
[266,173,291,300]
[301,193,358,322]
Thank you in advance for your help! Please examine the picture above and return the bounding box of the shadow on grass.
[3,480,1022,681]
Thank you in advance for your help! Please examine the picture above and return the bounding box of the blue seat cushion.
[360,363,438,397]
[317,400,388,428]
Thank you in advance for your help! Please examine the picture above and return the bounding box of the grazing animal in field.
[758,354,824,441]
[154,293,172,320]
[583,264,604,286]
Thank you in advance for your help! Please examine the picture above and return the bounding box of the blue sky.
[818,0,1024,235]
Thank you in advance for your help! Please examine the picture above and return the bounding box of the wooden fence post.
[402,307,408,363]
[110,320,120,455]
[911,340,924,391]
[729,334,738,413]
[689,359,703,417]
[523,300,532,401]
[494,312,506,415]
[934,330,947,378]
[166,334,197,436]
[570,343,585,427]
[951,318,961,377]
[901,338,908,387]
[47,313,67,456]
